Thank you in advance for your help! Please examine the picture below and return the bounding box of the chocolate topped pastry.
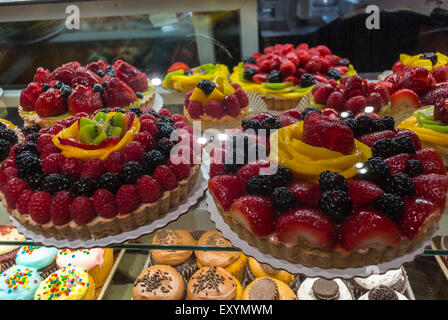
[151,230,196,266]
[358,285,408,300]
[351,267,407,296]
[133,265,185,300]
[249,278,280,300]
[312,278,340,300]
[297,278,353,300]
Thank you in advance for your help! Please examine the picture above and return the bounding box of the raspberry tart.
[230,43,356,111]
[19,59,156,128]
[162,62,230,94]
[208,109,447,268]
[184,80,250,130]
[0,108,201,241]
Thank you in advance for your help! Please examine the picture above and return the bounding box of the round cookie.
[297,278,353,300]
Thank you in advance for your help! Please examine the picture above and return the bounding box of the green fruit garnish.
[164,69,184,85]
[79,124,97,144]
[93,131,108,145]
[107,126,122,137]
[80,117,95,128]
[422,123,448,132]
[108,113,125,131]
[262,82,287,90]
[93,112,107,123]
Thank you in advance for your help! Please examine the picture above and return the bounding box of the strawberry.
[322,108,339,119]
[357,130,396,147]
[412,148,446,175]
[395,129,421,150]
[209,175,246,210]
[237,160,270,180]
[115,61,148,92]
[413,174,448,208]
[384,153,410,174]
[433,66,448,83]
[51,66,76,85]
[313,84,335,104]
[35,88,67,117]
[251,112,274,123]
[345,95,367,114]
[231,196,276,236]
[348,180,384,207]
[390,89,420,111]
[33,67,52,84]
[20,82,42,111]
[275,207,336,249]
[420,84,448,105]
[287,182,321,208]
[332,65,349,75]
[326,91,345,111]
[340,208,401,251]
[434,97,448,124]
[167,62,189,73]
[279,109,302,121]
[86,59,108,74]
[67,85,103,115]
[277,113,298,126]
[302,112,354,155]
[399,197,439,239]
[103,77,137,108]
[71,67,102,88]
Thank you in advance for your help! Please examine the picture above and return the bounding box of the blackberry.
[260,117,283,136]
[21,124,41,136]
[242,56,256,64]
[384,173,416,197]
[301,107,322,121]
[0,128,18,145]
[343,118,360,136]
[319,171,348,192]
[336,59,350,66]
[54,81,63,89]
[0,139,11,162]
[136,92,144,99]
[371,138,399,158]
[339,110,355,119]
[372,116,395,132]
[405,159,423,177]
[197,80,215,95]
[300,74,315,87]
[97,109,111,114]
[25,172,45,191]
[363,157,392,185]
[319,190,353,223]
[243,67,256,81]
[420,52,438,65]
[224,150,246,174]
[271,187,296,213]
[93,83,103,93]
[122,161,144,184]
[157,122,175,140]
[27,133,39,144]
[70,177,99,197]
[141,150,166,175]
[246,175,274,196]
[393,135,415,154]
[14,141,39,158]
[98,172,123,194]
[16,152,41,178]
[326,68,341,80]
[61,85,71,98]
[267,70,282,83]
[113,108,125,113]
[270,166,293,187]
[156,138,175,159]
[129,107,143,117]
[373,193,404,222]
[42,174,70,194]
[96,70,105,78]
[241,118,260,133]
[0,122,5,129]
[356,115,373,136]
[159,115,174,126]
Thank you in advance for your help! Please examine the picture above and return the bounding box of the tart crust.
[211,193,442,269]
[1,164,200,241]
[183,106,249,130]
[259,94,302,111]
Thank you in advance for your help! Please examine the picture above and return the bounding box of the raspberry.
[223,95,241,117]
[0,167,17,191]
[158,108,172,118]
[140,113,158,124]
[314,84,335,104]
[172,114,188,123]
[116,185,140,214]
[123,141,145,163]
[61,157,83,178]
[305,60,321,73]
[36,134,54,152]
[136,175,161,203]
[28,191,52,224]
[40,144,59,159]
[105,152,124,173]
[152,165,178,191]
[326,91,345,111]
[93,189,118,218]
[167,158,191,180]
[122,161,144,184]
[46,124,64,136]
[16,189,34,215]
[50,191,73,225]
[41,153,65,174]
[234,88,249,108]
[301,107,322,121]
[187,101,203,119]
[140,119,158,136]
[371,85,390,105]
[345,95,367,114]
[5,178,29,208]
[81,157,105,179]
[70,196,96,225]
[204,100,225,119]
[366,92,383,111]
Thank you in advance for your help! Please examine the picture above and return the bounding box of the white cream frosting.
[0,226,25,255]
[56,248,104,271]
[353,268,405,291]
[297,278,353,300]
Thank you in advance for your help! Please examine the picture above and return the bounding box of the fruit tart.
[19,59,156,128]
[0,108,201,241]
[0,119,23,164]
[184,79,249,130]
[162,62,230,94]
[230,43,356,111]
[208,109,447,268]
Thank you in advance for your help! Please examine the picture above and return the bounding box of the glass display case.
[1,0,448,301]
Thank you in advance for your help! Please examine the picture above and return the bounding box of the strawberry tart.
[19,59,156,128]
[0,108,200,241]
[230,43,356,111]
[208,108,447,268]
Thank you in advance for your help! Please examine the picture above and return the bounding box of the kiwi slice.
[107,113,125,132]
[93,112,107,123]
[93,131,108,145]
[262,82,287,90]
[107,126,122,137]
[79,124,97,144]
[80,117,95,128]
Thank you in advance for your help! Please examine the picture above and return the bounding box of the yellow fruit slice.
[190,87,209,104]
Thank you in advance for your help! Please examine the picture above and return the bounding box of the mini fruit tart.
[0,108,201,241]
[19,60,156,128]
[208,108,447,268]
[230,43,356,111]
[162,62,230,94]
[183,80,249,130]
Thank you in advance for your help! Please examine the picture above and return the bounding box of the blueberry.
[41,83,50,92]
[61,85,71,98]
[54,81,63,89]
[96,69,105,77]
[136,92,144,99]
[93,83,104,93]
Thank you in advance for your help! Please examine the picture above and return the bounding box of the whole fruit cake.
[0,108,201,241]
[19,59,155,128]
[208,108,447,268]
[230,43,356,111]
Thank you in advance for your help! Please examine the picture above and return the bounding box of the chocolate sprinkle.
[367,286,399,300]
[134,269,173,295]
[192,266,226,294]
[205,233,228,246]
[312,279,340,300]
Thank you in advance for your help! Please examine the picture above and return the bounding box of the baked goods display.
[19,59,155,128]
[350,267,407,296]
[15,246,58,279]
[242,277,296,300]
[0,119,22,164]
[208,108,447,268]
[0,265,42,300]
[0,226,25,272]
[245,257,295,286]
[357,285,408,300]
[230,43,356,111]
[0,108,201,241]
[133,265,185,300]
[297,278,353,300]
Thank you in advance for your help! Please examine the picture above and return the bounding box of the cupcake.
[186,266,243,300]
[56,248,114,287]
[0,265,41,300]
[34,266,95,300]
[0,226,26,272]
[351,267,407,297]
[133,265,185,300]
[297,278,353,300]
[150,230,197,281]
[15,246,58,279]
[358,285,408,300]
[242,277,296,300]
[246,257,295,287]
[195,231,247,282]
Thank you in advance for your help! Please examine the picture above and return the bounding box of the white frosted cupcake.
[358,286,408,300]
[351,267,407,297]
[297,278,353,300]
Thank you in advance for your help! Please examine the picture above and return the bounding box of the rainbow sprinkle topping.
[34,267,89,300]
